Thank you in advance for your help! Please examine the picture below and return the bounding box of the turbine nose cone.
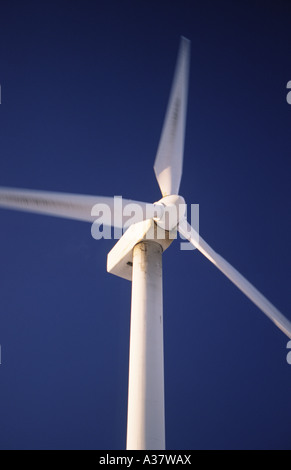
[153,194,186,231]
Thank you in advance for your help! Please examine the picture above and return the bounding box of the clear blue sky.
[0,0,291,450]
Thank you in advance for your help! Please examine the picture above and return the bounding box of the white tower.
[107,219,176,450]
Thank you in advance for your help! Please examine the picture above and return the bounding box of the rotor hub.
[153,194,186,231]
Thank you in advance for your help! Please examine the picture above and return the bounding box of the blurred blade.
[154,37,190,197]
[179,219,291,339]
[0,187,159,228]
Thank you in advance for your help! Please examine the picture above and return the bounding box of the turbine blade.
[154,36,190,197]
[0,187,159,228]
[179,219,291,339]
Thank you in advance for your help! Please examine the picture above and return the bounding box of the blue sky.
[0,0,291,450]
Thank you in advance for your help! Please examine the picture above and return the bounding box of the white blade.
[0,187,159,228]
[154,37,190,197]
[179,219,291,339]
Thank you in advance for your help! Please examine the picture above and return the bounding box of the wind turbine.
[0,37,290,450]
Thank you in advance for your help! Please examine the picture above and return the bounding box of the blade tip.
[180,36,191,45]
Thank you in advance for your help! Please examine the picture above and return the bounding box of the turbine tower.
[0,37,290,450]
